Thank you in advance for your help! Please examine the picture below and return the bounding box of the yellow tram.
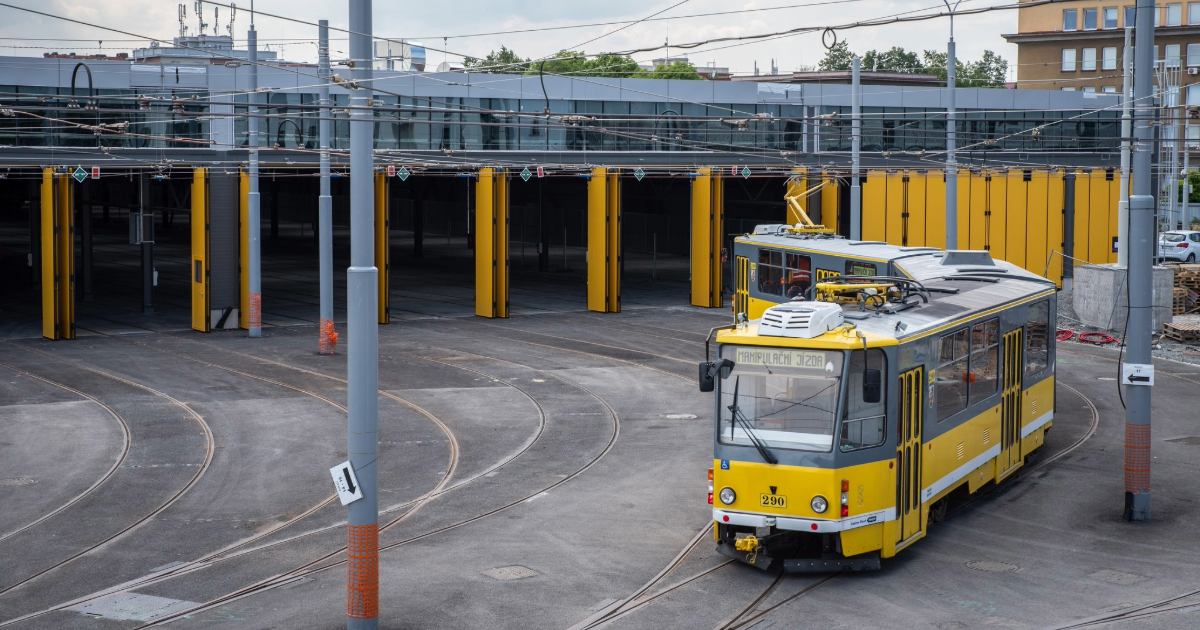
[700,227,1056,572]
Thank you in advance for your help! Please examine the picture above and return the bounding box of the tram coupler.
[715,530,800,572]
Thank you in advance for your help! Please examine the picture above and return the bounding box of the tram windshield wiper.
[727,377,778,465]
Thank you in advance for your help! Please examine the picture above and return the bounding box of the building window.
[1063,8,1078,30]
[1102,47,1118,70]
[1083,86,1098,93]
[936,329,969,421]
[1126,6,1136,26]
[1103,86,1118,93]
[1104,7,1119,28]
[1188,84,1200,105]
[1189,125,1200,142]
[1062,87,1077,91]
[1082,47,1098,70]
[1189,43,1200,65]
[1084,8,1099,29]
[1063,48,1077,71]
[1192,2,1200,23]
[756,250,811,298]
[1063,8,1078,29]
[1168,3,1183,25]
[1167,43,1182,66]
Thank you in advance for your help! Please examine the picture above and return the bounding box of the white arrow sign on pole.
[1121,363,1154,386]
[329,461,364,505]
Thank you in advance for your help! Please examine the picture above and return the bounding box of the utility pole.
[318,19,335,354]
[1125,0,1155,523]
[346,0,379,627]
[944,0,961,250]
[247,2,262,338]
[850,56,862,240]
[141,174,153,314]
[1119,26,1133,266]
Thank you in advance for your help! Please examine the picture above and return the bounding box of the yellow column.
[475,168,509,318]
[587,168,621,313]
[239,170,249,329]
[40,169,57,340]
[191,168,210,332]
[375,173,389,324]
[690,168,723,308]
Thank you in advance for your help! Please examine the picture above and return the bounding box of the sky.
[0,0,1021,77]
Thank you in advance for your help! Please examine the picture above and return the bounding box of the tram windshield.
[718,347,844,453]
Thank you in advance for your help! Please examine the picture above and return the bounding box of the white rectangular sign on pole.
[329,461,364,505]
[1122,363,1155,386]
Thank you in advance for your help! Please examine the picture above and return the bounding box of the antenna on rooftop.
[214,7,220,36]
[227,4,237,38]
[195,1,208,37]
[178,4,188,39]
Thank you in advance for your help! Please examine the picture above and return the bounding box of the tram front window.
[718,347,843,453]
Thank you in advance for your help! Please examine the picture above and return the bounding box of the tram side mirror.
[863,369,882,404]
[698,359,735,393]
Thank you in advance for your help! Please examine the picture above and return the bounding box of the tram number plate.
[760,494,787,509]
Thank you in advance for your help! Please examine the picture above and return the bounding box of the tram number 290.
[759,494,787,508]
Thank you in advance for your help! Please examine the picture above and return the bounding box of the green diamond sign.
[520,167,532,182]
[397,166,410,181]
[740,166,751,179]
[72,166,88,183]
[634,167,645,182]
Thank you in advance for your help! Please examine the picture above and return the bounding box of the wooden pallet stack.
[1171,264,1200,315]
[1163,322,1200,343]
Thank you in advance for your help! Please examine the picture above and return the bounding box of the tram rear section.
[701,230,1057,572]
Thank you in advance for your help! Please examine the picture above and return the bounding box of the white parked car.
[1158,230,1200,263]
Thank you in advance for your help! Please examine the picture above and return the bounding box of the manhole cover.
[661,414,697,420]
[1166,436,1200,446]
[0,478,36,487]
[965,560,1019,573]
[482,565,539,581]
[1090,569,1146,586]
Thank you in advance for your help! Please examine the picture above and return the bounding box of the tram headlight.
[811,495,829,514]
[719,487,736,505]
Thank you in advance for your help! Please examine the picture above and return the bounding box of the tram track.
[0,361,132,544]
[1,331,553,628]
[128,345,623,629]
[0,342,216,601]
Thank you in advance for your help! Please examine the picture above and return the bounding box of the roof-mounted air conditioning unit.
[758,302,844,339]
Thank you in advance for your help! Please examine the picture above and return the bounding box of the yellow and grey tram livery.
[700,238,1056,572]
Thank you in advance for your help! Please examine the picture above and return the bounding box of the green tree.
[635,60,703,80]
[817,40,854,71]
[463,46,529,73]
[923,49,1009,87]
[861,47,923,73]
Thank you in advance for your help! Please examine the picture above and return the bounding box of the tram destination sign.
[733,347,834,372]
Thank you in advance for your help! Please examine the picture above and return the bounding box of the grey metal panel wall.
[208,173,239,311]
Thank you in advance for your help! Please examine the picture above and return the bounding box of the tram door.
[734,256,749,319]
[1000,330,1024,475]
[897,367,924,543]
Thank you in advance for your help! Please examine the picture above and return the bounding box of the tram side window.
[1025,301,1050,374]
[840,348,887,451]
[936,329,969,422]
[757,250,811,298]
[784,253,812,298]
[758,250,783,295]
[968,319,1000,406]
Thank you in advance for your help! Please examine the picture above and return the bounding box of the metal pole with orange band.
[346,0,380,627]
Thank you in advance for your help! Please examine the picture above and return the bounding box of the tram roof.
[724,233,1057,346]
